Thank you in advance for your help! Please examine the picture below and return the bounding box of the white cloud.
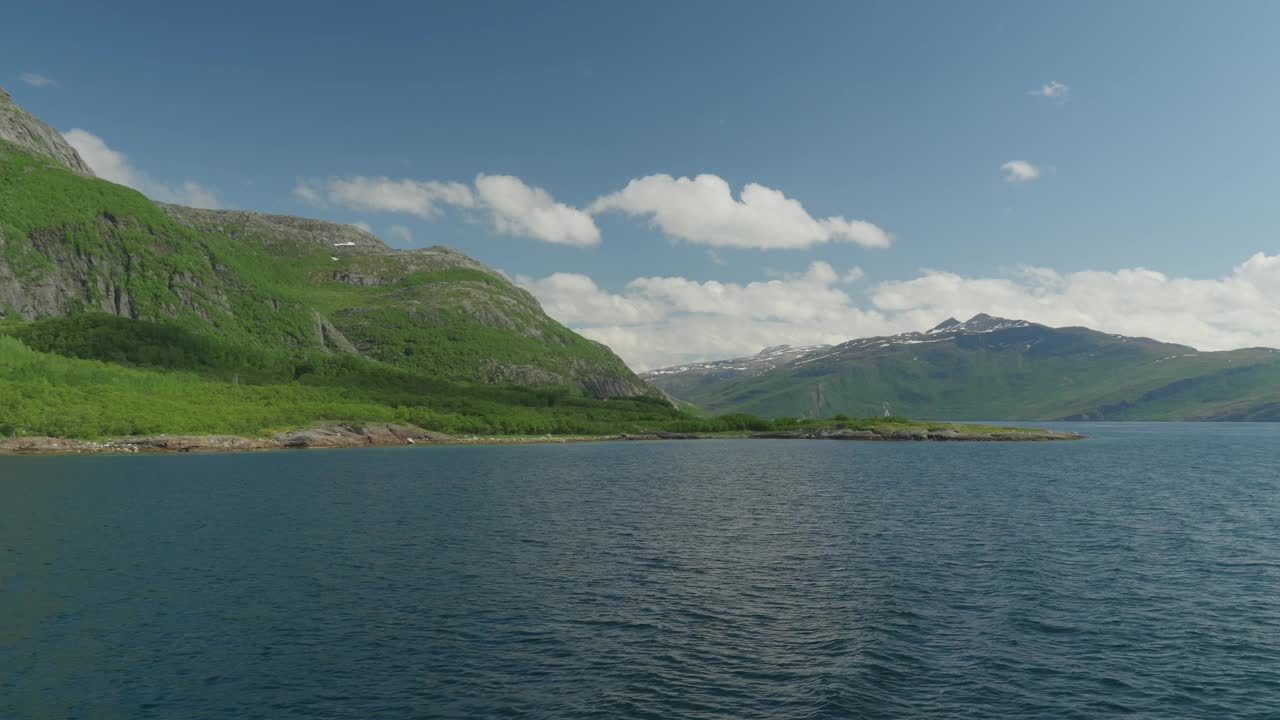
[350,221,372,233]
[1029,80,1070,101]
[294,182,323,206]
[517,272,666,326]
[871,254,1280,353]
[296,176,475,218]
[388,225,413,244]
[521,261,902,369]
[519,253,1280,371]
[590,173,891,250]
[474,174,600,246]
[20,72,54,87]
[297,173,598,246]
[63,128,219,208]
[842,267,865,284]
[1000,160,1040,183]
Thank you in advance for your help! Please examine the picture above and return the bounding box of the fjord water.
[2,425,1278,718]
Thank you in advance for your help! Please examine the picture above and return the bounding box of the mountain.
[0,89,648,399]
[642,314,1280,421]
[0,87,679,439]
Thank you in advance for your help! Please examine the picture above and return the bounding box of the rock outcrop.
[160,204,390,256]
[0,424,456,455]
[0,86,95,176]
[272,423,454,449]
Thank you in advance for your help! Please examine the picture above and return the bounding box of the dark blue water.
[2,423,1279,719]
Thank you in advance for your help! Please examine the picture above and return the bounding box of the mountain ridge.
[642,314,1280,421]
[0,87,95,176]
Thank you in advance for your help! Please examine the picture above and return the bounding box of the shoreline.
[0,422,1086,457]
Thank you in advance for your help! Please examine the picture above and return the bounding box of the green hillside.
[0,137,649,396]
[644,319,1280,421]
[0,330,688,438]
[0,90,696,439]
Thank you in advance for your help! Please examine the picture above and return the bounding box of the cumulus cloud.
[20,72,54,87]
[296,174,598,246]
[295,176,475,218]
[517,272,667,326]
[474,174,600,246]
[590,173,891,250]
[1000,160,1040,183]
[872,254,1280,352]
[63,128,220,208]
[521,261,902,369]
[1029,80,1070,101]
[519,253,1280,371]
[388,225,413,244]
[297,171,885,249]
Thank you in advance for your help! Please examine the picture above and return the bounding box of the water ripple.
[2,423,1280,718]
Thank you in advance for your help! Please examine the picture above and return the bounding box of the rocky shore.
[0,423,450,456]
[0,423,1082,456]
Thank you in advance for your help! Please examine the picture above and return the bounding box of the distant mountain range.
[643,314,1280,421]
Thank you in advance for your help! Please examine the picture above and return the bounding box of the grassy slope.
[0,140,642,391]
[1,330,1044,439]
[0,327,691,438]
[0,328,1054,439]
[667,327,1280,421]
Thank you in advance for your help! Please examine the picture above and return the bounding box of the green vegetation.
[0,135,831,441]
[0,332,685,438]
[0,328,1018,440]
[0,134,691,439]
[0,139,643,392]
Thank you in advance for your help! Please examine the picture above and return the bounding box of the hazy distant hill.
[643,314,1280,421]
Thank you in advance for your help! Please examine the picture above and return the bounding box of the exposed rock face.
[114,435,275,452]
[482,361,566,387]
[313,311,358,354]
[0,215,233,321]
[0,86,95,176]
[273,423,454,448]
[0,424,456,454]
[577,373,650,399]
[160,204,390,255]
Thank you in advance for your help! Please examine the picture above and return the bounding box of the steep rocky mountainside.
[0,87,94,176]
[643,314,1280,421]
[0,91,651,399]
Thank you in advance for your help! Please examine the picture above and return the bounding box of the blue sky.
[7,1,1280,367]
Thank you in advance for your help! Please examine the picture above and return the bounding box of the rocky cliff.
[0,87,94,176]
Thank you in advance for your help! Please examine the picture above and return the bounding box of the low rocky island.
[749,426,1084,441]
